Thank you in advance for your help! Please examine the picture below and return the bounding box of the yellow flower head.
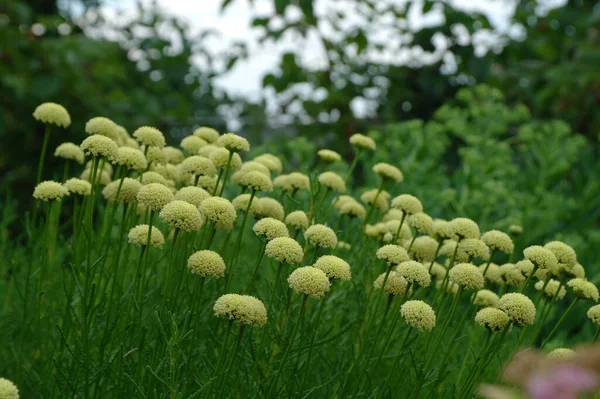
[475,307,510,331]
[391,194,423,215]
[509,225,523,236]
[439,240,469,263]
[162,146,185,164]
[197,144,219,157]
[128,224,165,248]
[136,183,174,211]
[33,181,69,201]
[213,294,267,327]
[587,304,600,325]
[193,126,220,143]
[141,171,169,186]
[80,134,118,160]
[85,117,119,141]
[500,263,526,287]
[548,348,575,359]
[480,263,503,285]
[187,250,225,278]
[339,201,367,219]
[432,219,454,240]
[180,156,217,177]
[33,102,71,127]
[524,245,558,270]
[450,218,480,240]
[285,210,309,230]
[210,148,242,170]
[146,146,168,165]
[565,263,586,279]
[265,237,303,264]
[236,170,273,192]
[0,377,19,399]
[180,135,207,154]
[314,255,351,281]
[544,241,577,268]
[253,197,285,221]
[481,230,514,254]
[459,238,490,261]
[55,142,84,164]
[232,193,257,212]
[123,137,140,149]
[288,266,331,299]
[396,260,431,288]
[409,236,438,262]
[449,263,484,291]
[304,224,338,249]
[430,262,447,280]
[317,149,342,162]
[361,189,390,211]
[408,212,434,236]
[133,126,165,148]
[159,200,204,232]
[175,186,211,208]
[102,178,142,203]
[199,197,237,228]
[376,245,410,265]
[372,162,403,183]
[383,220,413,241]
[114,147,147,171]
[534,279,566,300]
[318,171,346,193]
[239,161,270,175]
[498,293,536,326]
[382,209,405,222]
[273,173,311,193]
[253,218,289,241]
[349,133,376,150]
[400,300,436,332]
[254,154,283,173]
[63,178,92,196]
[217,133,250,152]
[374,271,410,296]
[567,278,599,301]
[474,289,500,308]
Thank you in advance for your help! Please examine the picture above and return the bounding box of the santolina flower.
[187,250,226,278]
[213,294,267,326]
[449,263,484,291]
[396,260,431,288]
[475,307,510,331]
[567,278,599,301]
[232,194,257,213]
[33,181,69,201]
[265,237,303,264]
[314,255,351,281]
[544,241,577,268]
[193,126,220,142]
[587,305,600,325]
[509,224,523,235]
[180,135,207,154]
[285,210,309,230]
[159,200,203,232]
[450,218,480,239]
[288,266,331,299]
[0,377,19,399]
[33,102,71,127]
[163,146,185,164]
[524,245,558,270]
[382,209,404,222]
[254,154,282,173]
[459,238,490,260]
[174,186,210,208]
[349,133,376,150]
[317,149,342,162]
[128,224,165,248]
[80,134,118,160]
[199,197,237,228]
[239,161,270,175]
[253,218,289,241]
[439,240,469,263]
[133,126,165,148]
[474,289,500,308]
[409,236,438,262]
[252,197,285,221]
[146,147,167,165]
[432,219,453,240]
[534,279,566,299]
[547,348,575,359]
[400,301,436,332]
[102,178,142,203]
[114,147,147,171]
[361,189,390,211]
[374,271,409,296]
[340,200,366,219]
[318,172,346,193]
[217,133,250,152]
[273,172,310,193]
[408,212,434,236]
[500,263,526,287]
[373,162,403,183]
[391,194,422,215]
[498,293,536,326]
[236,170,273,192]
[63,178,92,196]
[85,116,119,141]
[481,230,514,254]
[137,183,174,211]
[141,171,169,186]
[198,144,218,157]
[55,142,84,164]
[305,224,338,248]
[180,156,217,178]
[210,148,242,170]
[376,245,410,265]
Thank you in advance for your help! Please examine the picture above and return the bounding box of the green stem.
[594,326,600,343]
[218,152,234,196]
[37,125,51,184]
[299,291,329,392]
[226,190,256,291]
[540,297,580,349]
[216,325,246,398]
[344,148,361,184]
[377,327,413,399]
[245,240,267,294]
[362,180,385,227]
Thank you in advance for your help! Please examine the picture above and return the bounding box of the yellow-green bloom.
[253,197,285,221]
[253,218,289,241]
[235,170,273,192]
[349,133,376,150]
[239,161,270,175]
[408,236,438,262]
[159,200,203,232]
[459,238,490,261]
[114,147,147,171]
[217,133,250,152]
[567,278,599,301]
[210,148,242,170]
[63,178,92,196]
[544,241,577,268]
[374,271,410,296]
[314,255,351,281]
[382,209,405,222]
[81,134,118,160]
[288,266,331,299]
[133,126,165,148]
[265,237,303,264]
[254,154,282,173]
[187,250,225,278]
[128,224,165,248]
[408,212,434,236]
[400,300,436,331]
[524,245,558,271]
[376,245,410,265]
[450,217,480,239]
[193,126,220,143]
[141,171,169,186]
[339,200,366,219]
[361,189,390,211]
[475,307,510,331]
[318,171,346,193]
[317,149,341,162]
[54,142,84,164]
[391,194,422,215]
[481,230,514,254]
[449,263,484,291]
[162,146,185,164]
[180,135,207,154]
[85,116,119,141]
[474,289,500,308]
[136,183,174,211]
[273,173,311,193]
[439,240,469,263]
[587,304,600,325]
[372,162,403,183]
[213,294,267,326]
[198,144,219,157]
[534,279,566,299]
[509,224,523,236]
[432,219,453,240]
[547,348,575,359]
[33,102,71,127]
[480,263,503,285]
[0,377,19,399]
[304,224,338,249]
[175,186,211,208]
[146,146,167,165]
[199,197,237,228]
[500,263,526,287]
[498,293,536,326]
[285,210,309,230]
[102,178,142,203]
[80,168,111,185]
[180,155,217,178]
[33,181,69,201]
[396,260,431,288]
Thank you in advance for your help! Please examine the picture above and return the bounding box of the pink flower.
[527,365,598,399]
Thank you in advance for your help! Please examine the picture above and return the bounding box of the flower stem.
[540,297,580,349]
[36,125,51,184]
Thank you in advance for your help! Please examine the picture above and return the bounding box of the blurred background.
[2,0,600,274]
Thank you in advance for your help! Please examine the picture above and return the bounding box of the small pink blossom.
[527,365,598,399]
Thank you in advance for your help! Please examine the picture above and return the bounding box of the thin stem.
[540,297,580,349]
[226,190,256,291]
[37,125,51,184]
[300,291,328,391]
[377,327,413,399]
[245,240,267,294]
[217,152,234,196]
[216,325,246,398]
[344,148,361,184]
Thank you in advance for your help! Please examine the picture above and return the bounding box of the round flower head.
[288,172,312,192]
[565,263,586,279]
[391,194,423,215]
[373,162,403,183]
[314,255,351,281]
[334,195,356,210]
[524,245,558,271]
[481,230,514,254]
[253,218,289,241]
[136,183,174,211]
[547,348,575,359]
[317,149,341,162]
[459,238,490,261]
[239,161,270,175]
[265,237,303,264]
[217,133,250,152]
[361,189,390,211]
[449,263,484,291]
[587,304,600,325]
[236,170,273,192]
[430,262,447,280]
[432,219,453,240]
[180,156,217,178]
[102,178,142,203]
[318,171,345,193]
[509,225,523,236]
[288,266,331,299]
[374,271,410,296]
[33,181,69,201]
[133,126,165,148]
[80,134,118,160]
[64,178,92,196]
[338,241,351,250]
[55,142,84,164]
[409,236,438,262]
[500,263,526,287]
[187,250,225,278]
[128,224,165,248]
[146,146,168,165]
[339,201,366,219]
[197,144,219,157]
[475,289,500,308]
[254,154,283,173]
[396,260,431,288]
[567,278,599,301]
[349,133,376,150]
[383,220,413,241]
[123,137,140,149]
[408,213,434,236]
[114,147,147,171]
[479,263,503,284]
[285,210,309,230]
[195,175,219,192]
[514,259,534,277]
[439,240,469,263]
[304,224,338,249]
[232,193,257,212]
[475,307,510,331]
[153,163,182,182]
[193,126,220,142]
[400,301,436,332]
[180,135,207,154]
[0,377,19,398]
[141,171,169,186]
[544,241,577,268]
[162,146,185,164]
[437,279,460,296]
[209,148,242,170]
[376,245,410,265]
[535,279,566,300]
[80,168,111,185]
[199,197,237,228]
[498,293,536,326]
[85,116,119,140]
[450,218,480,240]
[33,102,71,127]
[382,209,405,222]
[253,197,285,221]
[175,186,211,208]
[213,294,267,326]
[160,200,203,232]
